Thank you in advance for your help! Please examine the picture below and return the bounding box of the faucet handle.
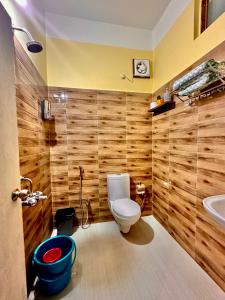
[22,196,37,207]
[38,195,48,200]
[32,191,48,200]
[12,189,30,201]
[20,189,30,196]
[34,191,43,196]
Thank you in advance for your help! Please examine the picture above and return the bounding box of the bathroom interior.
[1,0,225,299]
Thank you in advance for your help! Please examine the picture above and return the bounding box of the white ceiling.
[42,0,171,30]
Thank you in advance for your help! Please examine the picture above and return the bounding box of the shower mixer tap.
[21,192,48,207]
[12,177,48,206]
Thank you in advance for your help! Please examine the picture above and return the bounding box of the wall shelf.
[148,101,175,116]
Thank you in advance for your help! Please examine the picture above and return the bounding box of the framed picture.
[133,59,150,78]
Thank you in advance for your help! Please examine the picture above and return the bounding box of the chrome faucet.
[22,191,48,207]
[12,177,48,206]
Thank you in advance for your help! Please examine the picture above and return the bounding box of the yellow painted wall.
[1,0,47,82]
[2,0,225,92]
[46,38,153,93]
[153,0,225,91]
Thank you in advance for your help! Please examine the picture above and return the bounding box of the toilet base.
[119,224,131,234]
[110,202,141,234]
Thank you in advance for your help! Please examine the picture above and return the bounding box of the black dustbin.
[55,208,76,236]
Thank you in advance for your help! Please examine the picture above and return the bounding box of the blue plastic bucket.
[38,263,72,295]
[33,235,76,279]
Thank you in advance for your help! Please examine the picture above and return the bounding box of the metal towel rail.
[172,61,225,106]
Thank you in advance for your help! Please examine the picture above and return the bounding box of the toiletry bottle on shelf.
[156,95,164,106]
[163,88,171,102]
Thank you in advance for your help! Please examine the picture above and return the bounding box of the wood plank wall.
[15,39,52,290]
[152,41,225,291]
[49,88,152,223]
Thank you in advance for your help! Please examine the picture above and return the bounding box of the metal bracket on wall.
[174,78,225,106]
[172,62,225,106]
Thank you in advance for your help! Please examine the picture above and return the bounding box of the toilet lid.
[112,198,140,218]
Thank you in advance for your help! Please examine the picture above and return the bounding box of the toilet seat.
[112,198,140,219]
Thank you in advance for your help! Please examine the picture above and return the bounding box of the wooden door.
[0,3,27,300]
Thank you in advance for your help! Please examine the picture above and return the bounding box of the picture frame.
[133,59,150,78]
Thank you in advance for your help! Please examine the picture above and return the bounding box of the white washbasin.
[203,195,225,228]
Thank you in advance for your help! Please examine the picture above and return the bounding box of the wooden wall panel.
[15,39,52,290]
[152,41,225,291]
[152,112,170,229]
[196,95,225,290]
[126,93,152,215]
[49,88,152,223]
[168,104,197,258]
[98,91,127,221]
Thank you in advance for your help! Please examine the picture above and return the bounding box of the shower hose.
[79,166,90,229]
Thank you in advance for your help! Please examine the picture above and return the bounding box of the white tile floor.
[36,216,225,300]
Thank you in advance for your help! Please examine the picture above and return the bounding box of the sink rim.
[203,194,225,225]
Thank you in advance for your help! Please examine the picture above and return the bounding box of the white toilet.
[107,173,141,233]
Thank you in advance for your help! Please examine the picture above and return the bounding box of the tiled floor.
[35,216,224,300]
